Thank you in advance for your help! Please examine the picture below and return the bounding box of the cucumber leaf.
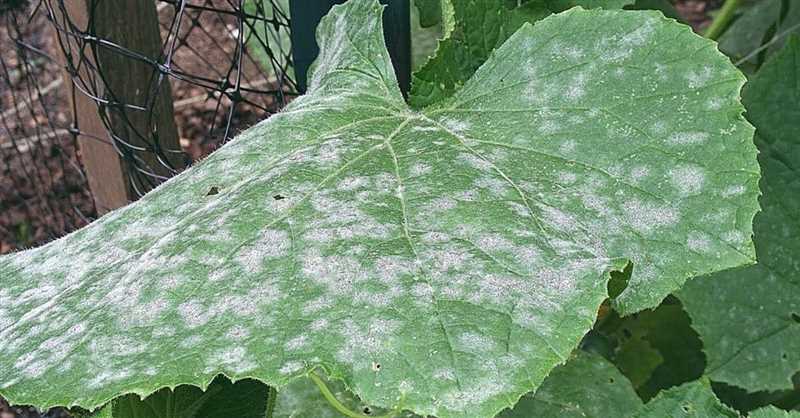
[0,1,758,417]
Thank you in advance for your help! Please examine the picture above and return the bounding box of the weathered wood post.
[51,0,184,214]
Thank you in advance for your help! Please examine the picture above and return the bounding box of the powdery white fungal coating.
[669,131,709,145]
[0,4,759,418]
[669,165,707,197]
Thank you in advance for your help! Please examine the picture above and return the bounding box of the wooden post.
[52,0,184,214]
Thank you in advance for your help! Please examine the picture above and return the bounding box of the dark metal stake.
[289,0,411,96]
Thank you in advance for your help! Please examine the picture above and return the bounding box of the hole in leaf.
[608,261,633,299]
[791,312,800,323]
[782,352,788,360]
[608,377,615,383]
[273,194,286,200]
[682,405,692,413]
[371,362,381,372]
[206,186,220,196]
[363,406,373,415]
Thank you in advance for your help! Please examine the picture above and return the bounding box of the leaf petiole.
[308,371,403,418]
[704,0,743,40]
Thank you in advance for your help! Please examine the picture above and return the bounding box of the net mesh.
[0,0,296,257]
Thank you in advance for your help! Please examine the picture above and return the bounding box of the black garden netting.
[0,0,297,257]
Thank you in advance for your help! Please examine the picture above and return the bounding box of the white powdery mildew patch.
[429,197,458,212]
[237,229,290,273]
[205,346,257,374]
[473,177,509,197]
[558,171,578,185]
[441,118,470,134]
[721,184,746,198]
[308,193,392,241]
[559,139,577,154]
[457,153,493,171]
[14,352,48,380]
[225,325,251,341]
[706,97,724,111]
[279,360,304,375]
[285,335,308,351]
[437,358,515,414]
[455,190,479,201]
[338,176,369,191]
[302,249,369,296]
[687,231,712,253]
[335,318,399,366]
[626,166,650,185]
[537,119,560,135]
[410,162,432,176]
[86,368,133,390]
[475,234,515,252]
[668,165,706,196]
[622,199,679,233]
[309,318,329,332]
[722,230,746,246]
[686,65,714,89]
[178,299,211,328]
[669,131,709,145]
[421,231,450,244]
[596,17,654,62]
[180,335,204,348]
[540,205,581,233]
[411,125,440,133]
[458,332,497,353]
[119,298,170,329]
[565,73,587,101]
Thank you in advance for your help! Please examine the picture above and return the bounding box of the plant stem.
[265,386,278,418]
[705,0,743,40]
[308,371,400,418]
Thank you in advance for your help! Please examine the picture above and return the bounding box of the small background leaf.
[630,379,739,417]
[103,376,269,418]
[598,297,705,400]
[750,406,800,418]
[499,351,642,418]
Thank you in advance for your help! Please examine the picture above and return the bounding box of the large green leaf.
[0,1,758,417]
[678,37,800,393]
[499,351,642,417]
